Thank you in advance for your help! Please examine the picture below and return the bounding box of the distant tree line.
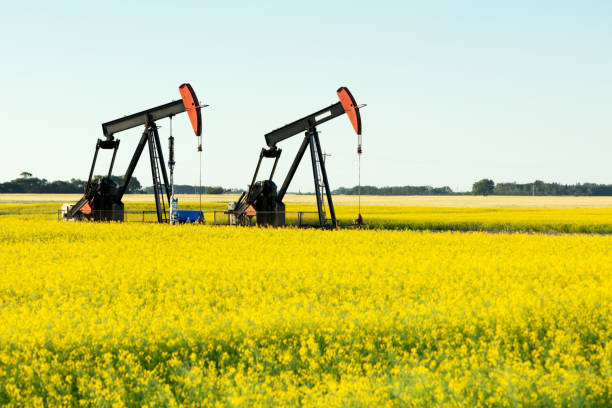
[0,172,141,194]
[333,185,454,195]
[0,172,232,195]
[335,180,612,196]
[472,179,612,196]
[141,184,228,194]
[5,172,612,196]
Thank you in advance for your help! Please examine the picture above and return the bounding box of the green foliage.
[0,174,142,194]
[472,179,495,196]
[336,181,612,196]
[494,180,612,196]
[141,185,227,194]
[333,185,454,195]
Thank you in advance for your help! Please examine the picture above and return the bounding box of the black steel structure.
[64,84,203,222]
[230,87,363,228]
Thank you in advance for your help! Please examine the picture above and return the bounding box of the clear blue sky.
[1,1,611,192]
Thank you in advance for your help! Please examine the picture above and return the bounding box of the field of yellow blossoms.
[0,215,610,407]
[4,201,612,233]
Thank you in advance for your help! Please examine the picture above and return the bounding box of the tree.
[206,186,225,194]
[19,171,32,178]
[472,179,494,196]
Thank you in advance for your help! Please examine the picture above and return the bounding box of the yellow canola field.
[4,193,612,208]
[328,205,612,233]
[4,202,612,233]
[0,218,611,407]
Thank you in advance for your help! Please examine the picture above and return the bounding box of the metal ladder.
[315,153,327,219]
[149,130,167,223]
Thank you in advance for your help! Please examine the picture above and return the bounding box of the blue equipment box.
[175,210,204,223]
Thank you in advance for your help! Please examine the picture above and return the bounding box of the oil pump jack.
[63,83,204,222]
[229,87,363,228]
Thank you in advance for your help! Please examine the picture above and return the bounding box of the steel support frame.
[115,121,171,224]
[152,124,171,203]
[308,130,325,226]
[67,139,121,219]
[276,124,337,228]
[312,128,337,227]
[145,123,171,224]
[277,136,310,202]
[116,130,149,199]
[147,128,163,223]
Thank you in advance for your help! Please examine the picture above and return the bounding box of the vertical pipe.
[168,138,175,186]
[313,132,337,227]
[199,144,202,213]
[168,131,176,225]
[168,136,175,194]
